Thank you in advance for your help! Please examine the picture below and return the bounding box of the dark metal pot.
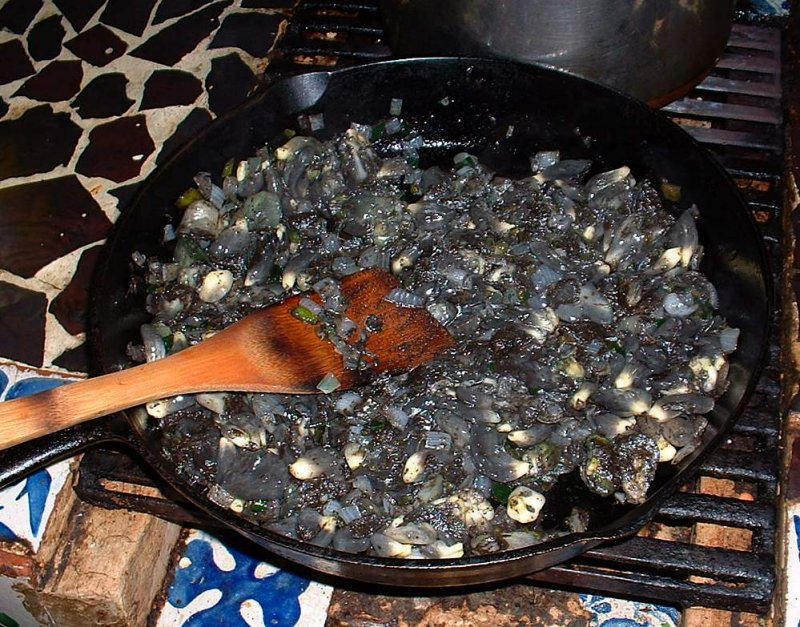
[380,0,735,106]
[0,58,770,588]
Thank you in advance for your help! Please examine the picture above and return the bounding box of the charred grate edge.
[75,5,784,615]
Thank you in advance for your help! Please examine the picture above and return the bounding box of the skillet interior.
[90,58,771,586]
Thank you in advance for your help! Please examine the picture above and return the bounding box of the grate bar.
[663,99,782,125]
[290,15,384,35]
[699,448,779,484]
[274,36,389,60]
[705,156,784,182]
[728,30,782,51]
[524,560,773,613]
[716,52,781,76]
[732,407,781,439]
[678,126,782,152]
[657,492,774,531]
[580,537,773,582]
[694,75,782,98]
[729,22,782,46]
[290,5,384,32]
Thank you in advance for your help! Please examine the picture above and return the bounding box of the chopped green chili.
[491,481,513,504]
[175,187,203,209]
[292,305,319,325]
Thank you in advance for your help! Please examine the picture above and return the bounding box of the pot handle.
[0,415,130,489]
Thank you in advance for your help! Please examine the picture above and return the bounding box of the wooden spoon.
[0,269,454,450]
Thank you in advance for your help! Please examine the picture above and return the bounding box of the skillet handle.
[0,415,130,489]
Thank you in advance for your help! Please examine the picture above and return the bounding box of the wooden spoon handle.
[0,354,196,451]
[0,326,264,451]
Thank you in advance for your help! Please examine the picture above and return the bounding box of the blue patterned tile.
[156,530,332,626]
[579,594,680,627]
[5,376,67,400]
[747,0,791,16]
[0,365,76,551]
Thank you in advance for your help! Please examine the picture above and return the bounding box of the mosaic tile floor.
[0,0,795,626]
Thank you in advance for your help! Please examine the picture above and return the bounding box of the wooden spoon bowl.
[0,269,453,450]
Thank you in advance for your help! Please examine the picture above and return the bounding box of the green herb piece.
[587,434,611,447]
[606,340,625,355]
[491,481,513,504]
[364,418,387,434]
[221,158,235,178]
[292,305,319,325]
[698,300,714,319]
[174,236,209,267]
[250,500,269,513]
[398,493,415,506]
[654,317,667,329]
[585,456,601,476]
[175,187,203,209]
[370,122,386,141]
[162,334,174,352]
[458,155,477,168]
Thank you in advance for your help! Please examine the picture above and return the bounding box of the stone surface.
[140,69,203,110]
[64,24,128,67]
[0,0,44,35]
[75,115,155,182]
[49,245,103,336]
[14,60,83,102]
[108,181,144,212]
[99,0,158,36]
[209,11,282,57]
[0,176,111,279]
[131,1,231,67]
[155,107,213,165]
[72,73,133,119]
[50,343,89,374]
[206,53,256,116]
[0,40,35,85]
[0,284,47,367]
[27,15,66,62]
[152,0,206,25]
[52,0,104,32]
[0,105,81,179]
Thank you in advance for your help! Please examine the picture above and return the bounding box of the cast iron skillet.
[0,58,771,587]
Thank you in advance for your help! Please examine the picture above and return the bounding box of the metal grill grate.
[75,5,785,614]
